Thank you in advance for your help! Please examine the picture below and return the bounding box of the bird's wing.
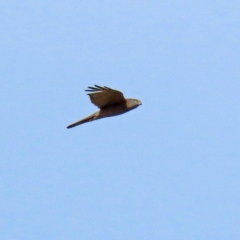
[85,85,125,109]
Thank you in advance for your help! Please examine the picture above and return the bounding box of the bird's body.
[67,85,141,128]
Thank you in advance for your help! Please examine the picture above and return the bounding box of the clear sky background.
[1,1,240,239]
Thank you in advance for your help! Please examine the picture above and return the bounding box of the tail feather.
[67,112,98,128]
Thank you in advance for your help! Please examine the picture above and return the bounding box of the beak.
[139,101,142,105]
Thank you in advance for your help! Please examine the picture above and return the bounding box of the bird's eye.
[135,100,138,103]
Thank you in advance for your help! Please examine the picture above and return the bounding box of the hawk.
[67,85,142,128]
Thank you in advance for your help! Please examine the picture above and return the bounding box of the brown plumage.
[67,85,142,128]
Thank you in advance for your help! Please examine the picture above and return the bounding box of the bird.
[67,85,142,128]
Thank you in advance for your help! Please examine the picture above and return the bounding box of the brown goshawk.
[67,85,142,128]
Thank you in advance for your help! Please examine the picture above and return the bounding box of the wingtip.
[85,85,110,92]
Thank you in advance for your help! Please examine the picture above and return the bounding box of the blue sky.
[1,1,240,239]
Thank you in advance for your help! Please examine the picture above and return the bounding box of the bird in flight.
[67,85,142,128]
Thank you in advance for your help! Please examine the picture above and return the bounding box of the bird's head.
[126,99,142,109]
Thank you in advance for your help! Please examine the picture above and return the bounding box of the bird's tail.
[67,112,99,128]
